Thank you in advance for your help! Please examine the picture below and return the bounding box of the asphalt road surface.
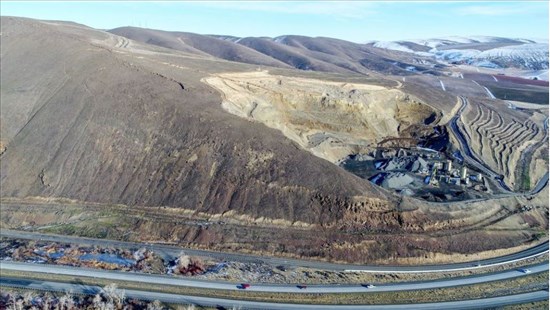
[1,229,548,272]
[1,277,548,309]
[1,261,547,293]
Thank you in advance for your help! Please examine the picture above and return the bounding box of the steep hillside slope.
[2,16,392,224]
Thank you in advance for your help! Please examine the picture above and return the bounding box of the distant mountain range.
[109,27,443,76]
[110,28,548,75]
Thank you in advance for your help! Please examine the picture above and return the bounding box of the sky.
[1,1,548,43]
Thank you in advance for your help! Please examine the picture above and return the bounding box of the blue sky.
[1,1,548,43]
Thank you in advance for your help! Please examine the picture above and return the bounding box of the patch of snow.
[472,60,500,68]
[409,39,449,49]
[473,43,549,69]
[432,49,481,62]
[516,38,537,44]
[369,38,548,70]
[519,69,549,81]
[466,36,511,43]
[437,36,476,43]
[273,36,288,44]
[415,51,433,57]
[439,80,446,91]
[373,41,415,53]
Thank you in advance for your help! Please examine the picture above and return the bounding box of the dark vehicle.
[238,283,251,289]
[297,285,307,289]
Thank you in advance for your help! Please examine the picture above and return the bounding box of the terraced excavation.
[460,99,548,191]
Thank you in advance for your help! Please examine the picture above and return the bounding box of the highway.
[0,261,548,293]
[1,229,548,273]
[1,277,548,309]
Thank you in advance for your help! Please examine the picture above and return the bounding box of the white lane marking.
[439,79,446,91]
[492,75,498,82]
[484,86,496,99]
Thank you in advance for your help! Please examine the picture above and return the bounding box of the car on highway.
[238,283,251,289]
[362,284,376,289]
[519,268,532,274]
[297,285,307,289]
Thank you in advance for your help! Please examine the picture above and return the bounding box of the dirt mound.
[381,173,415,189]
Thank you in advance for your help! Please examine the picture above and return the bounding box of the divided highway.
[1,95,548,305]
[1,261,548,293]
[1,277,548,310]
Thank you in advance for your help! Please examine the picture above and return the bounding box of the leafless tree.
[22,291,34,305]
[101,283,125,308]
[147,300,165,310]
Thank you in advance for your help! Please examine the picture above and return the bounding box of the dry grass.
[1,198,548,267]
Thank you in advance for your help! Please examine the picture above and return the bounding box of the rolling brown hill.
[1,17,547,264]
[109,27,293,68]
[1,16,386,224]
[109,26,440,76]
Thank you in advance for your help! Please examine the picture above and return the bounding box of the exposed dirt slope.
[203,71,437,163]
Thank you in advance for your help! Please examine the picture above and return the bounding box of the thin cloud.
[457,3,544,16]
[186,1,378,19]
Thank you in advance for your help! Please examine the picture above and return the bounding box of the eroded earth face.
[203,71,437,163]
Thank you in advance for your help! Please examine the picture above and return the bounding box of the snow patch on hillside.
[520,69,549,81]
[373,41,414,53]
[477,43,547,58]
[371,37,549,70]
[432,49,481,62]
[273,36,288,44]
